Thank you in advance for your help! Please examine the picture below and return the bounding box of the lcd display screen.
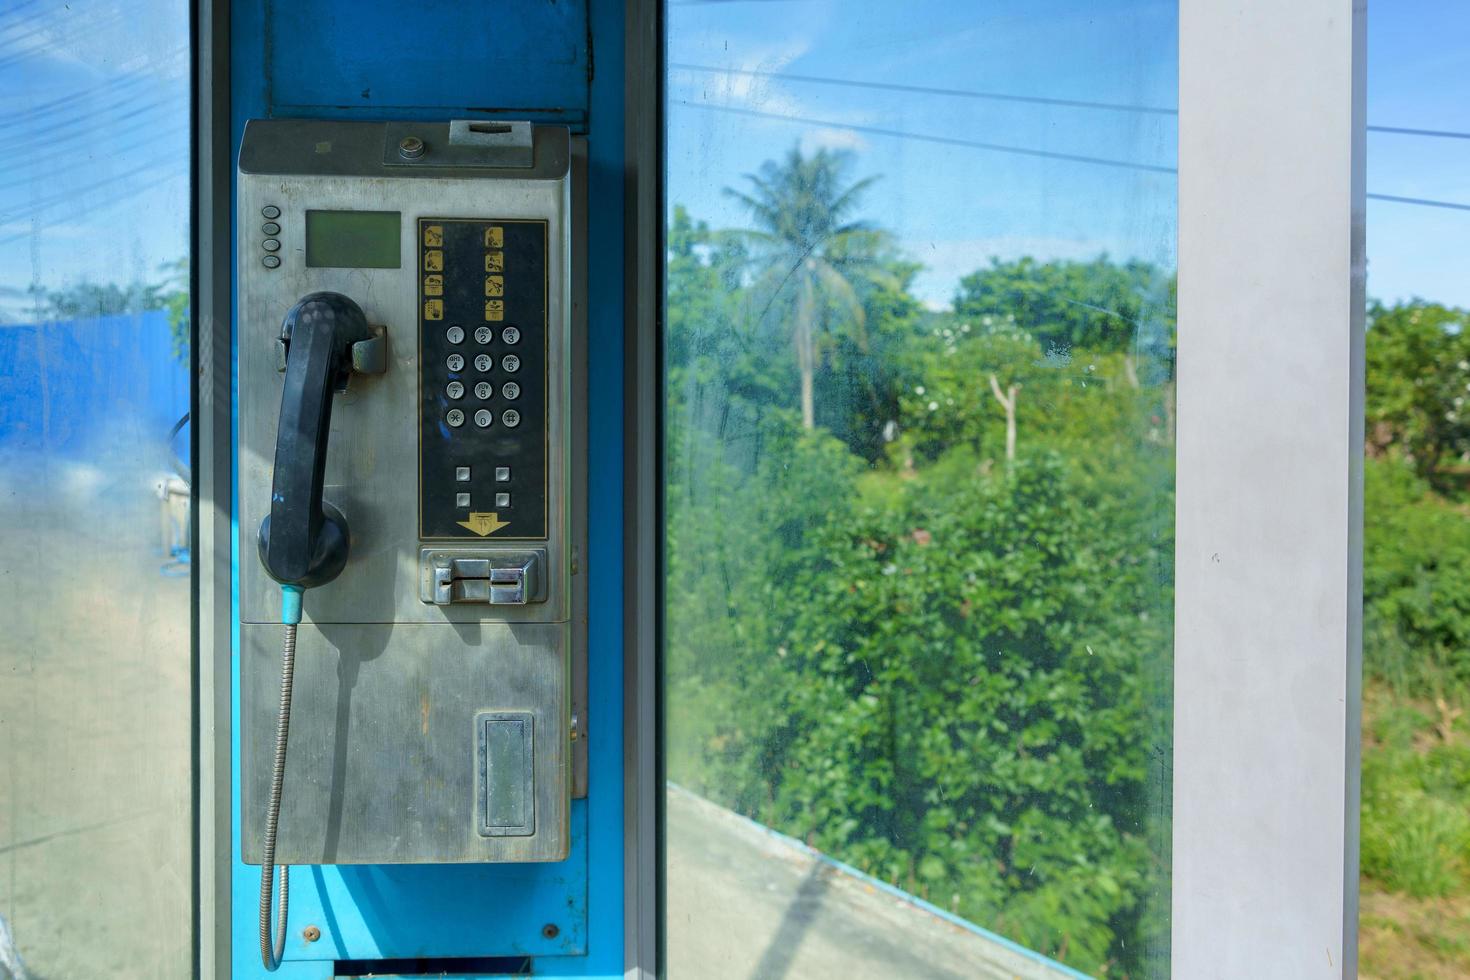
[304,209,401,268]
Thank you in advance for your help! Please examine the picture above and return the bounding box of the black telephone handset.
[258,291,373,589]
[255,290,373,972]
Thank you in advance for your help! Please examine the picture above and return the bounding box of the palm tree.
[725,146,889,429]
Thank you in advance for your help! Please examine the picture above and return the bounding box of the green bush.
[1364,457,1470,698]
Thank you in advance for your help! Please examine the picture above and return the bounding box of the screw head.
[303,925,321,943]
[399,136,425,159]
[541,923,560,940]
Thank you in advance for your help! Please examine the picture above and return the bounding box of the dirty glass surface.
[0,2,192,977]
[662,3,1177,976]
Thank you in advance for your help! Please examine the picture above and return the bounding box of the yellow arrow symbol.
[457,512,511,536]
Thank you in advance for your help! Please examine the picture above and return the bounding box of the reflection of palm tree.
[726,146,887,429]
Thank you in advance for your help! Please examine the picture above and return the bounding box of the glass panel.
[663,3,1176,976]
[0,2,192,976]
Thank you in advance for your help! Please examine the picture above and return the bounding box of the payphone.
[237,119,574,968]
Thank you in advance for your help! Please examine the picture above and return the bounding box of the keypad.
[419,217,548,539]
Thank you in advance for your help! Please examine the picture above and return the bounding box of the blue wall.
[0,312,188,459]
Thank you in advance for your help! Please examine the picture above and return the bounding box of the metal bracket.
[275,324,388,378]
[383,120,535,169]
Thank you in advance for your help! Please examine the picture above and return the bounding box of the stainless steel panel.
[237,124,571,628]
[237,120,574,864]
[240,622,570,864]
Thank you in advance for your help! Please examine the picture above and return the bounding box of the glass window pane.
[663,3,1176,976]
[0,2,192,976]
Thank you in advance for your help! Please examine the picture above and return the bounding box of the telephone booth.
[0,1,1364,977]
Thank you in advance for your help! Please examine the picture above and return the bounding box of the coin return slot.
[424,550,546,605]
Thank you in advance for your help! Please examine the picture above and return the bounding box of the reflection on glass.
[0,2,191,976]
[664,2,1176,976]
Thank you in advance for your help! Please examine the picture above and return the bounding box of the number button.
[502,354,520,373]
[474,326,493,345]
[446,353,465,372]
[446,409,465,428]
[474,409,493,428]
[502,326,520,345]
[501,409,521,428]
[446,381,464,399]
[474,381,493,400]
[501,381,521,400]
[474,353,493,372]
[446,325,465,344]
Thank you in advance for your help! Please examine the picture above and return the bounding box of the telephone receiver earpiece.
[258,291,374,589]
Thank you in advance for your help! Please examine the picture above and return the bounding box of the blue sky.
[0,1,1464,319]
[667,0,1470,311]
[0,0,189,321]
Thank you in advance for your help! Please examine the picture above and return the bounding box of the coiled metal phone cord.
[260,586,303,971]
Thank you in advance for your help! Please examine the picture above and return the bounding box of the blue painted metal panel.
[265,0,590,127]
[229,1,623,976]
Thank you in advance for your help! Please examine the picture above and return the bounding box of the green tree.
[953,256,1175,356]
[725,146,894,429]
[1365,300,1470,481]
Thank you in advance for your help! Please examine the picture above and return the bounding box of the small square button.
[456,492,471,508]
[455,466,471,482]
[495,466,510,482]
[495,492,510,508]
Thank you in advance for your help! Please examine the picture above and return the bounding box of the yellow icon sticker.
[483,227,504,248]
[424,250,443,272]
[423,225,443,247]
[424,299,444,321]
[484,300,504,322]
[423,274,443,297]
[485,251,504,273]
[484,275,504,298]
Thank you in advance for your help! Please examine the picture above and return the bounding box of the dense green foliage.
[1365,300,1470,482]
[1351,301,1470,976]
[670,148,1470,978]
[667,150,1176,975]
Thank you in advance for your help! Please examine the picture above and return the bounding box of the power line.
[1367,192,1470,213]
[674,63,1470,141]
[674,99,1178,174]
[677,99,1470,213]
[671,62,1176,117]
[1368,125,1470,142]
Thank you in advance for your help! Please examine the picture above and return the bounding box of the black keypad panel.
[419,218,548,539]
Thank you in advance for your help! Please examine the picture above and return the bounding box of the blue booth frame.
[198,1,659,976]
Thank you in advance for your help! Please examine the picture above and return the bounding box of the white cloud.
[906,235,1142,310]
[800,126,870,154]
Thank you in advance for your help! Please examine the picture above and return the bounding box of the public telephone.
[237,120,575,968]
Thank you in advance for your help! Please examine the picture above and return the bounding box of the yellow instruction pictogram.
[423,274,443,297]
[484,300,504,322]
[485,251,504,273]
[424,299,444,321]
[483,227,504,248]
[484,276,504,298]
[457,512,510,536]
[423,225,443,247]
[424,250,443,272]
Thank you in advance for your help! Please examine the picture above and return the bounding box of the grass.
[1360,683,1470,978]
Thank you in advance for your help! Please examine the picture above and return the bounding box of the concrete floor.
[0,454,193,979]
[666,786,1082,980]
